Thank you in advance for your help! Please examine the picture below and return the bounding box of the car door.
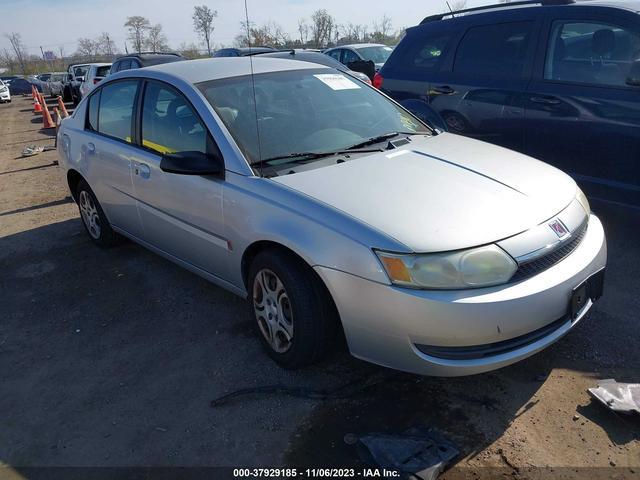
[129,79,228,279]
[524,10,640,206]
[82,80,144,238]
[428,13,541,152]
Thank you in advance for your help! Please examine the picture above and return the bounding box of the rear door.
[524,9,640,206]
[129,79,229,279]
[428,12,542,152]
[82,80,144,238]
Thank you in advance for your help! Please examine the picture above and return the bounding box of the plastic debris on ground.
[357,426,459,480]
[588,379,640,415]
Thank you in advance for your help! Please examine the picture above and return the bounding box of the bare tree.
[5,33,27,74]
[77,38,99,61]
[124,16,150,53]
[234,21,290,48]
[146,24,168,53]
[96,32,116,57]
[373,14,393,39]
[310,9,335,48]
[178,42,202,59]
[192,5,217,56]
[297,19,309,46]
[0,48,17,74]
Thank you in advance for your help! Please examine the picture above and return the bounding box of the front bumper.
[0,91,10,101]
[316,214,607,376]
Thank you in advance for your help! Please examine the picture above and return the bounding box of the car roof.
[332,43,388,50]
[420,0,639,23]
[134,57,330,84]
[257,50,345,68]
[116,52,183,60]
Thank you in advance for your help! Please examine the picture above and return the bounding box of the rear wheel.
[249,249,337,368]
[76,180,122,248]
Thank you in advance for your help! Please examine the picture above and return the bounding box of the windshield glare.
[198,68,428,165]
[357,46,394,64]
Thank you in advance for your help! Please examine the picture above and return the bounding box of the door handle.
[134,162,151,179]
[530,96,561,105]
[87,142,95,154]
[430,85,455,95]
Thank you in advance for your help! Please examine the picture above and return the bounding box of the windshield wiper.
[343,132,417,151]
[253,148,383,167]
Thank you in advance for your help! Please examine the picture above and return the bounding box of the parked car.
[255,49,373,84]
[377,0,640,207]
[44,72,70,97]
[109,53,185,75]
[79,63,112,100]
[66,63,91,104]
[5,77,33,96]
[324,43,394,71]
[57,58,606,376]
[0,80,10,103]
[213,47,277,57]
[30,73,52,92]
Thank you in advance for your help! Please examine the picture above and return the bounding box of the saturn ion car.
[57,58,607,376]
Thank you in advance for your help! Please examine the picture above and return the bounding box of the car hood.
[272,133,577,252]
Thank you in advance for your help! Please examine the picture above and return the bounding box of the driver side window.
[141,81,207,155]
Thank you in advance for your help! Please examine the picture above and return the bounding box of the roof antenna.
[445,1,455,17]
[244,0,263,176]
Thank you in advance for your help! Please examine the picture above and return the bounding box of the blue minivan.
[377,0,640,207]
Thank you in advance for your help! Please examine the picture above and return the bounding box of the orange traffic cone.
[57,96,69,118]
[33,94,42,113]
[41,97,56,129]
[31,85,36,100]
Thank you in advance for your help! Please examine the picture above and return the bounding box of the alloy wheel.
[253,268,294,353]
[79,190,101,240]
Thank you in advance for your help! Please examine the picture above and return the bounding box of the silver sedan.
[57,58,607,376]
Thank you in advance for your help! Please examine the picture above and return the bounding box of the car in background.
[65,63,92,104]
[377,0,640,207]
[0,75,19,85]
[255,49,373,84]
[324,43,394,71]
[0,80,10,103]
[109,53,185,75]
[213,47,277,57]
[6,77,34,96]
[43,72,70,97]
[79,63,112,100]
[58,57,606,376]
[30,73,52,93]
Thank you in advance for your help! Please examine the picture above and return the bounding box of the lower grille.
[510,220,588,283]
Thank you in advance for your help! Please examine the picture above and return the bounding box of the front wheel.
[249,249,337,368]
[76,180,122,248]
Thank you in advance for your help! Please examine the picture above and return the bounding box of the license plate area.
[570,268,605,320]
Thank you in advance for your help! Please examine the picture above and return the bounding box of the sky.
[0,0,495,56]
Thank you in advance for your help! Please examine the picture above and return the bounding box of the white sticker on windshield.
[314,74,361,90]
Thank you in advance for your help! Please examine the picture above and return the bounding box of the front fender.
[223,173,406,292]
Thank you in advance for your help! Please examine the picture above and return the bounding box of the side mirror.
[160,151,224,176]
[626,61,640,86]
[76,76,85,83]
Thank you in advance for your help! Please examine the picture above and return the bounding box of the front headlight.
[576,188,590,214]
[376,245,518,290]
[0,86,7,93]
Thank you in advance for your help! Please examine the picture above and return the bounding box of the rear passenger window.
[454,22,533,78]
[97,81,137,142]
[141,82,207,154]
[392,33,451,71]
[87,90,100,131]
[545,21,640,87]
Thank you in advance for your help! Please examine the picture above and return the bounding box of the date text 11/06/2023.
[233,468,401,478]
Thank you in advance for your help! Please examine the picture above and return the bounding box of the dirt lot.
[1,95,639,479]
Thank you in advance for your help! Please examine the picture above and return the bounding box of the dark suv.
[378,0,640,207]
[109,53,185,75]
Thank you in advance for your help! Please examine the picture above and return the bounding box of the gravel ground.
[0,95,638,479]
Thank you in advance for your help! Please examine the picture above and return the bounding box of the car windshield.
[356,46,394,63]
[96,65,111,77]
[197,68,429,166]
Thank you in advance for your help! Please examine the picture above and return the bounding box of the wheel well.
[67,169,84,202]
[241,240,345,341]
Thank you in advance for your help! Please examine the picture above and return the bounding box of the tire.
[75,180,122,248]
[442,112,471,133]
[248,249,337,368]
